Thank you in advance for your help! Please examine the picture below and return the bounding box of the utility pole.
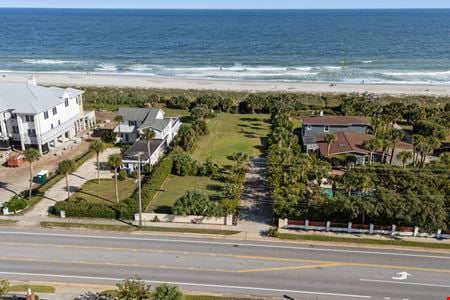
[138,153,143,228]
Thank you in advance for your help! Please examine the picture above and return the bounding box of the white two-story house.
[114,107,181,145]
[0,78,96,155]
[114,107,182,173]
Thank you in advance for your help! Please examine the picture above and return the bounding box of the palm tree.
[114,115,124,144]
[58,159,75,199]
[108,154,122,203]
[153,284,183,300]
[411,134,423,167]
[362,138,381,164]
[140,128,155,167]
[397,151,413,169]
[231,152,249,166]
[387,129,404,164]
[24,148,40,202]
[323,133,337,157]
[90,140,106,184]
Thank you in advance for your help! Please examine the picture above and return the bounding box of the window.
[324,125,330,132]
[65,99,69,107]
[52,107,57,115]
[76,96,80,105]
[25,115,34,122]
[12,126,19,134]
[11,113,17,120]
[44,111,49,119]
[27,129,36,137]
[51,124,54,129]
[128,121,136,126]
[58,120,61,125]
[307,125,312,131]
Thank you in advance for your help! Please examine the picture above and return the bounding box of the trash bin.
[36,170,49,184]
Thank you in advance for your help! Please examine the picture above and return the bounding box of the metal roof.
[0,83,84,114]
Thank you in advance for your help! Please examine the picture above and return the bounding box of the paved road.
[0,229,448,299]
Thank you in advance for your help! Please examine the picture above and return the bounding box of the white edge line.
[0,230,448,260]
[0,271,371,299]
[360,279,450,288]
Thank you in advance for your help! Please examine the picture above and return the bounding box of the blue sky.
[0,0,449,9]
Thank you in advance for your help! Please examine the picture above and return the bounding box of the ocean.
[1,8,450,84]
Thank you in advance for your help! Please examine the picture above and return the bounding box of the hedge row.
[54,156,173,220]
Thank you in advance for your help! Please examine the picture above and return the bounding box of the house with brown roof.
[301,111,369,153]
[315,132,381,165]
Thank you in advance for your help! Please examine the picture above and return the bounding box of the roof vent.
[319,110,324,117]
[27,75,37,86]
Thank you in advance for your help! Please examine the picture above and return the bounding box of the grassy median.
[40,221,240,236]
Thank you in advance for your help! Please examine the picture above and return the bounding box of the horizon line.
[1,7,450,10]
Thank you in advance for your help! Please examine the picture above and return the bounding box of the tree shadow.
[240,117,261,122]
[207,184,223,192]
[154,205,172,214]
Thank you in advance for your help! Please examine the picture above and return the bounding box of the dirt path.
[238,157,273,235]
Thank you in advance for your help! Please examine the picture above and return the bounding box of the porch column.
[17,116,25,150]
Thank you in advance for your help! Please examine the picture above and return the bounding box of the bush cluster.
[5,196,28,213]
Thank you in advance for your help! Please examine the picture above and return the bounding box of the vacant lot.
[192,113,270,166]
[70,178,136,205]
[147,175,223,213]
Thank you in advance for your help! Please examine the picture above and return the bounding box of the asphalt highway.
[0,229,448,300]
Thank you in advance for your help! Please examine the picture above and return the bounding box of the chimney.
[319,110,324,117]
[27,75,37,86]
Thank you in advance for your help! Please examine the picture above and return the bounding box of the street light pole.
[138,153,143,228]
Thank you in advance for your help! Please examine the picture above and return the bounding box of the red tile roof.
[302,115,368,125]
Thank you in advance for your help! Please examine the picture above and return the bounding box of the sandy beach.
[1,72,450,96]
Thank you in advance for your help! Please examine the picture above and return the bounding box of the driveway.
[0,140,91,205]
[25,147,120,217]
[238,157,273,235]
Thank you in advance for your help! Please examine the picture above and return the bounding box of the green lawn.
[147,175,223,212]
[9,285,55,293]
[70,178,136,205]
[192,113,270,166]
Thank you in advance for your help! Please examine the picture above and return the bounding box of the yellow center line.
[239,262,345,273]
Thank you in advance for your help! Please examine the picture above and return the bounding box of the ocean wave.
[382,70,450,76]
[361,60,373,64]
[22,59,79,65]
[95,63,118,72]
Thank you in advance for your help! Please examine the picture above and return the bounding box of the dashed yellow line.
[238,262,344,273]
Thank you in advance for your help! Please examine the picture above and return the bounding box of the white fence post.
[391,224,397,236]
[413,226,419,237]
[305,219,309,231]
[369,224,374,234]
[437,229,442,239]
[347,222,352,233]
[326,221,331,232]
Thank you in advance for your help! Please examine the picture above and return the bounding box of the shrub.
[173,190,222,217]
[102,129,116,144]
[116,276,151,300]
[55,198,116,219]
[120,144,131,153]
[130,170,138,179]
[171,150,198,176]
[266,227,280,238]
[153,284,183,300]
[6,196,28,213]
[167,95,190,109]
[118,170,127,181]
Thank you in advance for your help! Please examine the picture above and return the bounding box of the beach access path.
[2,72,450,96]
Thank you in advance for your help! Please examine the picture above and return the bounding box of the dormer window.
[324,125,330,132]
[65,99,69,107]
